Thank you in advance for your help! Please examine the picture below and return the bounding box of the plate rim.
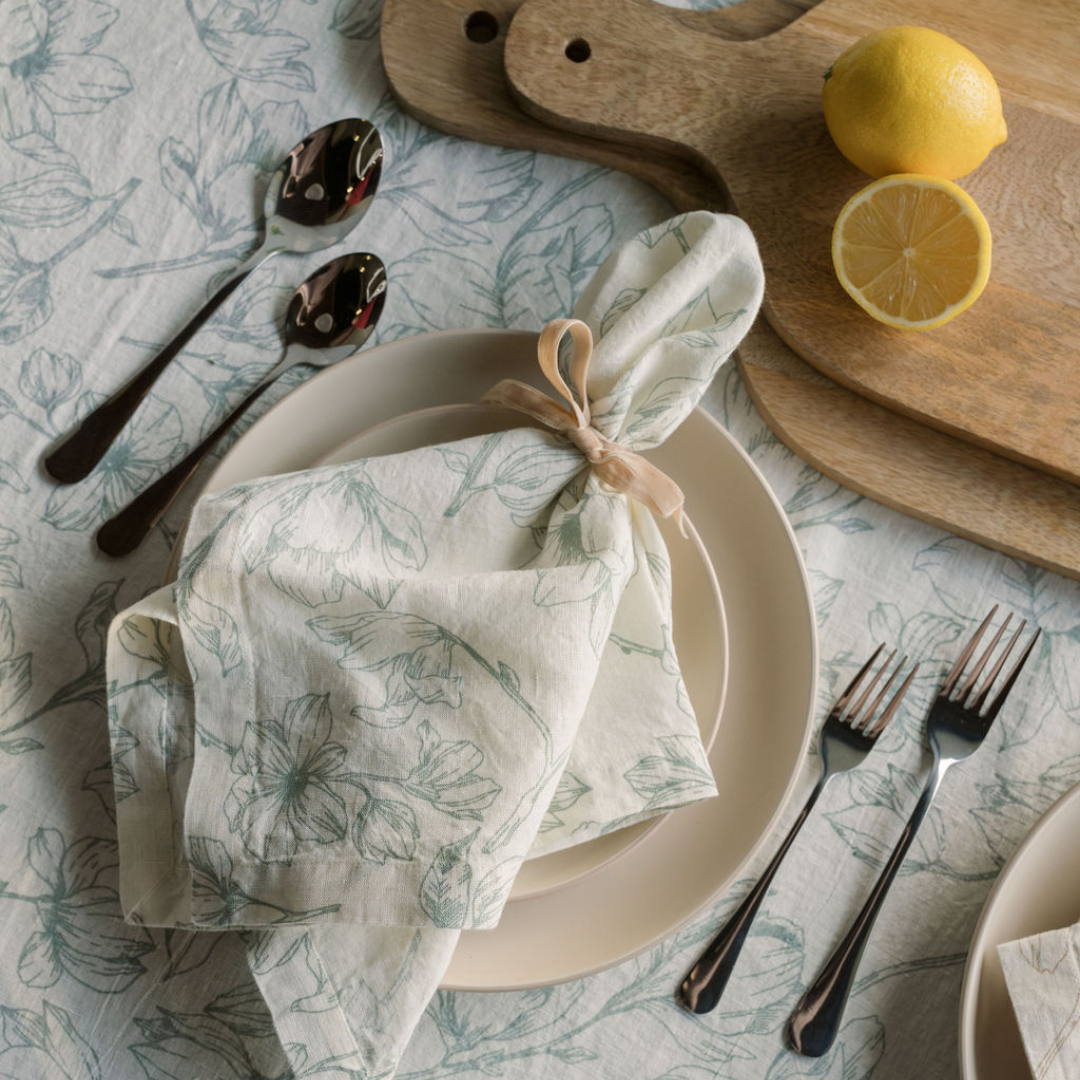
[442,401,817,990]
[438,403,816,989]
[958,777,1080,1079]
[188,326,818,989]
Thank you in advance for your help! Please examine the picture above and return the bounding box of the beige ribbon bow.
[481,318,686,531]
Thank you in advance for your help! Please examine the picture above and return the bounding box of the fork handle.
[679,775,826,1014]
[786,760,947,1057]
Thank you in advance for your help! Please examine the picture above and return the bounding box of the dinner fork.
[787,607,1041,1057]
[678,645,918,1014]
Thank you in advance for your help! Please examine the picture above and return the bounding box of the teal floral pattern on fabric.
[225,693,355,863]
[188,835,342,925]
[43,401,185,531]
[0,999,104,1080]
[0,180,139,345]
[0,0,1076,1079]
[623,735,716,815]
[104,205,763,1066]
[439,432,582,525]
[0,0,132,141]
[309,613,467,726]
[213,688,506,878]
[185,0,316,92]
[238,463,427,609]
[532,490,629,656]
[105,79,308,280]
[403,721,502,823]
[9,828,153,993]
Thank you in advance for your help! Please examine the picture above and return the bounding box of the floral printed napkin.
[105,209,763,1075]
[999,923,1080,1079]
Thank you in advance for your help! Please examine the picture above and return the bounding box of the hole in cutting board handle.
[464,10,499,43]
[565,37,591,62]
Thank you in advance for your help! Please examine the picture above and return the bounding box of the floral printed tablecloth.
[0,0,1076,1077]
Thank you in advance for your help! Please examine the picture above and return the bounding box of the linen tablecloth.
[0,0,1077,1077]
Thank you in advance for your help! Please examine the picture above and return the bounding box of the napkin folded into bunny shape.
[106,210,763,1077]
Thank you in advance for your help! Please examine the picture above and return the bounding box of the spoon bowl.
[285,251,387,355]
[45,119,383,485]
[95,252,386,558]
[263,119,383,250]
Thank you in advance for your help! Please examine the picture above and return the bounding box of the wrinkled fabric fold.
[106,210,764,1077]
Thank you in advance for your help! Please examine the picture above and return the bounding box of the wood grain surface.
[380,0,1080,579]
[382,0,818,213]
[739,328,1080,579]
[502,0,1080,483]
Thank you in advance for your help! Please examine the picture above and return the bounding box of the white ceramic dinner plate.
[315,405,728,903]
[195,329,818,990]
[959,780,1080,1080]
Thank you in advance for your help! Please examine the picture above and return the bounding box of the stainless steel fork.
[678,644,918,1014]
[787,606,1041,1057]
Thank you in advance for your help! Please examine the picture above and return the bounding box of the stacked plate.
[187,329,819,990]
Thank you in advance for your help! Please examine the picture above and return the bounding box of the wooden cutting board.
[502,0,1080,483]
[382,0,811,211]
[380,0,1080,579]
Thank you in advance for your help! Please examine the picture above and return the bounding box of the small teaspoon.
[95,252,387,557]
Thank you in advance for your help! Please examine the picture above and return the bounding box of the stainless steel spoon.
[95,252,387,558]
[45,118,383,484]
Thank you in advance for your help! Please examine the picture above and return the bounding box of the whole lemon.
[822,26,1007,179]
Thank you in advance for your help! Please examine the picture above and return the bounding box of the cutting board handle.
[504,0,807,180]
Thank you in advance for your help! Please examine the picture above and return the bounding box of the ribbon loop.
[481,319,686,532]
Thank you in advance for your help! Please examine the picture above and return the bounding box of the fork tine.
[957,614,1012,705]
[852,654,905,731]
[845,648,896,724]
[970,617,1022,712]
[942,606,998,697]
[866,663,919,738]
[982,624,1041,720]
[830,643,885,719]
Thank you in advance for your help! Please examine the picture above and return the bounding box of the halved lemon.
[831,174,992,330]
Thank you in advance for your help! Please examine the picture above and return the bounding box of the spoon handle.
[95,356,292,558]
[44,254,270,485]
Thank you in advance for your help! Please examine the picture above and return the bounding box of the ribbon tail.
[595,454,687,537]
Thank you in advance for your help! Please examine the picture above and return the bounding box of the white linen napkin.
[999,923,1080,1079]
[106,209,763,1076]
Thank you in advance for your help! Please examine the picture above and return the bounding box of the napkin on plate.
[999,923,1080,1079]
[106,209,763,1077]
